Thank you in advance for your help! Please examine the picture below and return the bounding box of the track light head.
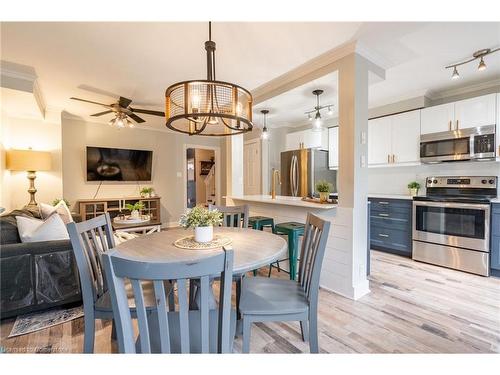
[478,57,487,71]
[451,66,460,80]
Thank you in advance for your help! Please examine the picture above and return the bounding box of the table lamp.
[6,149,52,208]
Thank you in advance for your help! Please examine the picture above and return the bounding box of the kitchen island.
[225,195,369,299]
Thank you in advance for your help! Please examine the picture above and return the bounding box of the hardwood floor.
[1,250,499,353]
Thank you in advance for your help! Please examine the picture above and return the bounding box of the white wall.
[61,114,223,226]
[0,113,63,211]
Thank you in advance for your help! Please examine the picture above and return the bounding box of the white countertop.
[367,193,415,200]
[491,198,500,203]
[227,195,337,209]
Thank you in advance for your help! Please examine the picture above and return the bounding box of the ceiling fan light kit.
[70,96,164,129]
[165,22,253,137]
[445,46,499,79]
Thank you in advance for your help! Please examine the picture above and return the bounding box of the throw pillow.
[40,201,73,225]
[15,214,69,242]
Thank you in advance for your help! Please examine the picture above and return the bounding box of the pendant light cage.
[165,80,253,136]
[165,22,253,137]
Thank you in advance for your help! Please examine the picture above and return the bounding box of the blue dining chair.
[102,247,235,353]
[238,213,331,353]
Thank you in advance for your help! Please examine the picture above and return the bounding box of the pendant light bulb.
[451,66,460,80]
[478,57,486,71]
[312,117,322,132]
[261,127,269,140]
[328,106,333,115]
[260,109,270,140]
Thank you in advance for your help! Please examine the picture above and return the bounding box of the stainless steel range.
[412,176,498,276]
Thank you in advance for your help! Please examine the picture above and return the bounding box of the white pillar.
[337,52,370,299]
[225,134,244,198]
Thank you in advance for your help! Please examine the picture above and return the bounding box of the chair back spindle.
[208,204,249,228]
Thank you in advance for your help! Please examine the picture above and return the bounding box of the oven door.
[412,200,490,252]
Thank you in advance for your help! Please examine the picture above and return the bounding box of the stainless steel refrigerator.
[280,149,337,197]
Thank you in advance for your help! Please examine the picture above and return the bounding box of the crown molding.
[426,77,500,100]
[252,40,385,105]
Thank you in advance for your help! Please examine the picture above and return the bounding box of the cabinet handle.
[392,154,396,163]
[378,233,389,238]
[448,120,452,131]
[387,154,390,163]
[378,213,389,217]
[456,120,459,130]
[378,201,389,205]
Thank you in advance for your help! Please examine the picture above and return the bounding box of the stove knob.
[433,179,438,184]
[482,179,487,184]
[489,179,495,184]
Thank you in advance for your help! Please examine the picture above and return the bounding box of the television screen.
[86,146,153,181]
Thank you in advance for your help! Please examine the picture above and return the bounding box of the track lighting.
[305,89,333,131]
[446,46,499,80]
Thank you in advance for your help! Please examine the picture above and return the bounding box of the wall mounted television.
[86,146,153,181]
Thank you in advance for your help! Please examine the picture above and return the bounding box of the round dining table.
[114,226,287,275]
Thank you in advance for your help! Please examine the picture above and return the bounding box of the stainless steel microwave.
[420,125,496,163]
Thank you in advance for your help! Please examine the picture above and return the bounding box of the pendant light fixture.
[260,109,269,140]
[305,89,334,132]
[446,47,499,80]
[165,22,253,136]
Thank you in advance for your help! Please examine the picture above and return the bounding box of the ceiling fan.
[70,96,164,128]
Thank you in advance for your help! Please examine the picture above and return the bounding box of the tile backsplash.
[368,161,500,195]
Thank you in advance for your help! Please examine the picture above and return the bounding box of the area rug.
[8,306,84,338]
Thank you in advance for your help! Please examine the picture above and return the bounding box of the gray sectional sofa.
[0,208,82,319]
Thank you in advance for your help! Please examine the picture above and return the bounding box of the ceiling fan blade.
[118,96,133,108]
[90,110,113,117]
[128,113,146,123]
[130,107,165,117]
[70,97,111,107]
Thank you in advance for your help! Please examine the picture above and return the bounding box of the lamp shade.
[6,149,52,171]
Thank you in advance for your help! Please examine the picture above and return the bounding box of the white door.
[244,140,261,195]
[454,93,497,130]
[391,110,421,164]
[328,127,339,169]
[420,102,455,134]
[368,116,392,165]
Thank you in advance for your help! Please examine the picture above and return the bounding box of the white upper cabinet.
[421,94,496,134]
[454,93,496,130]
[368,109,421,167]
[368,116,392,165]
[328,127,339,169]
[285,128,327,151]
[420,102,455,134]
[391,110,421,164]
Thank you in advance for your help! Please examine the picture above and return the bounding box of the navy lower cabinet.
[491,203,500,277]
[368,198,412,257]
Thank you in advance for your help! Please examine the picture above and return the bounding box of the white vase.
[130,210,140,219]
[194,226,213,243]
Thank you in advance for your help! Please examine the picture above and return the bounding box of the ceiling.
[1,22,499,131]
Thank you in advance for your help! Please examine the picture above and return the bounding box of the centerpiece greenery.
[140,187,155,197]
[125,201,145,219]
[52,198,70,207]
[315,180,333,202]
[179,206,223,243]
[407,181,421,196]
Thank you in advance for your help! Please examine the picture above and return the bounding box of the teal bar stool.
[248,216,275,276]
[248,216,275,231]
[270,222,305,281]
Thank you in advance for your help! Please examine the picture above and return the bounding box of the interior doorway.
[186,147,217,208]
[244,139,262,195]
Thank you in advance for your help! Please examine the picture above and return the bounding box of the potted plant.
[408,181,421,197]
[179,205,223,243]
[125,201,145,219]
[52,198,71,207]
[140,187,155,198]
[315,180,333,203]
